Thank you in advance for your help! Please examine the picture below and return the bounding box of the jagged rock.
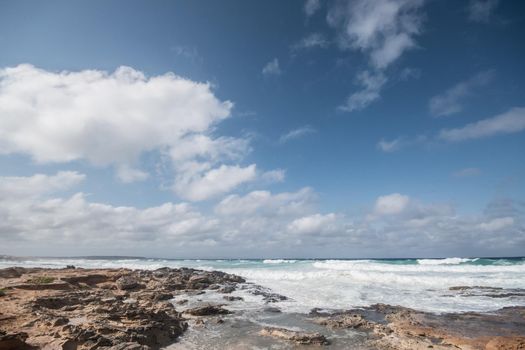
[184,304,232,316]
[186,275,210,289]
[259,327,330,345]
[0,331,34,350]
[42,339,77,350]
[61,274,109,285]
[218,285,235,294]
[116,275,140,290]
[249,286,288,303]
[315,313,373,329]
[101,343,150,350]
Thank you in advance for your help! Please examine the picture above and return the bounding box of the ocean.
[1,256,524,314]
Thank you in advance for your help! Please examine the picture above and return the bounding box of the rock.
[42,339,77,350]
[263,307,281,313]
[11,282,71,291]
[65,265,76,269]
[184,304,232,316]
[52,317,69,327]
[0,331,33,350]
[259,327,330,345]
[102,343,150,350]
[218,285,235,294]
[187,275,211,289]
[223,296,243,302]
[315,313,373,329]
[61,274,109,285]
[116,275,140,290]
[0,267,25,279]
[250,287,288,303]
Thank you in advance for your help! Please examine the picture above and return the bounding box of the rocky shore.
[0,266,243,349]
[1,267,524,350]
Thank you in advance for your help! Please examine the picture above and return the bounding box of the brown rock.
[184,304,232,316]
[259,327,330,345]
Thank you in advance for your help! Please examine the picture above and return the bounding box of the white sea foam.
[417,257,478,265]
[262,259,297,264]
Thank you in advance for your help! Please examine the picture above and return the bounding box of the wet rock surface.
[0,267,245,349]
[312,303,525,349]
[260,326,330,345]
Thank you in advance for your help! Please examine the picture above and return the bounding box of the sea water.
[1,256,524,314]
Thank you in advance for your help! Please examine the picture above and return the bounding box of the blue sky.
[0,0,524,258]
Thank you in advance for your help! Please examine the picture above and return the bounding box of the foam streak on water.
[1,257,524,314]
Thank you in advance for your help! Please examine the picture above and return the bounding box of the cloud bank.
[1,172,522,258]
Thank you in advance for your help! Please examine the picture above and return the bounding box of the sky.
[0,0,524,258]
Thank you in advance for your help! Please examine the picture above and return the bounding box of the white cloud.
[261,169,286,183]
[288,213,338,234]
[328,0,425,69]
[429,70,494,117]
[339,70,387,112]
[479,217,514,231]
[262,58,281,76]
[0,171,85,199]
[0,65,231,166]
[1,173,523,257]
[374,193,410,215]
[116,165,150,183]
[327,0,425,112]
[0,64,267,201]
[377,138,402,152]
[279,125,317,143]
[292,33,329,51]
[453,167,481,178]
[215,187,315,216]
[467,0,499,23]
[439,107,525,142]
[304,0,321,17]
[173,164,257,202]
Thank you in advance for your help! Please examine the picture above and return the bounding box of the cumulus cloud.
[288,213,338,235]
[429,70,495,117]
[439,107,525,142]
[0,64,268,201]
[262,58,281,76]
[1,173,523,257]
[339,70,387,112]
[0,171,85,199]
[304,0,321,17]
[479,217,514,231]
[374,193,410,215]
[215,187,315,216]
[173,164,257,202]
[467,0,499,23]
[279,125,317,143]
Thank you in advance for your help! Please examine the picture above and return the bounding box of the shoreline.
[1,266,524,349]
